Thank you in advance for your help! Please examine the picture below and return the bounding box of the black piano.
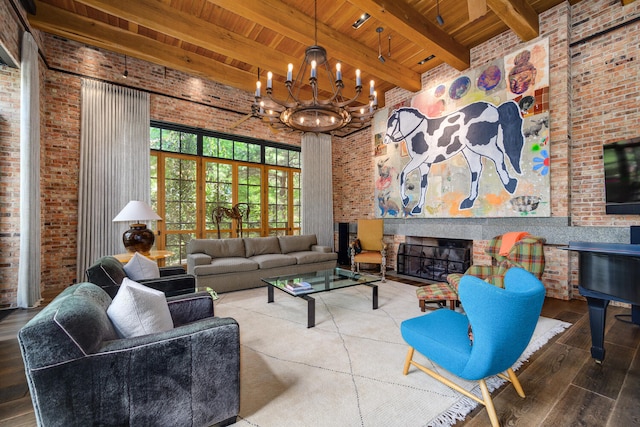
[563,242,640,363]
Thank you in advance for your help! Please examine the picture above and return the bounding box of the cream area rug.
[214,279,570,427]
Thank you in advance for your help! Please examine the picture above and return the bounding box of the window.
[150,122,300,264]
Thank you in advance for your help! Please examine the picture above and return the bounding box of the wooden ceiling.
[28,0,589,110]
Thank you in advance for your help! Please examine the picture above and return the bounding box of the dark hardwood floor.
[1,280,638,426]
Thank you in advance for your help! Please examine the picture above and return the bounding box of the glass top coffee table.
[262,267,381,328]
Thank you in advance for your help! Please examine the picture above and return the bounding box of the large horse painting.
[373,38,550,218]
[384,101,525,213]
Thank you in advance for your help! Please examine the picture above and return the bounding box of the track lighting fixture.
[436,0,444,26]
[352,13,371,29]
[377,27,385,63]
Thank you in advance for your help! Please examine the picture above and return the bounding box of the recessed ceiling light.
[352,13,371,29]
[418,55,436,65]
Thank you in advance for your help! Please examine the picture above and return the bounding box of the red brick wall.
[0,64,21,307]
[41,72,81,292]
[570,0,640,226]
[0,0,30,308]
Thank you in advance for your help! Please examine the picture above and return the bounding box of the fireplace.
[396,237,472,282]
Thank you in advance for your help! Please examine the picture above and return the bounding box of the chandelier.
[252,2,378,135]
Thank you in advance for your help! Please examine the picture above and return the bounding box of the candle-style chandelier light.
[252,1,378,135]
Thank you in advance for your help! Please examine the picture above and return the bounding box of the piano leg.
[585,296,609,364]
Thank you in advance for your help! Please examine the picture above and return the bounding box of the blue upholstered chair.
[401,268,546,427]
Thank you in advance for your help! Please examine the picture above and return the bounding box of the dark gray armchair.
[18,282,240,427]
[86,255,196,297]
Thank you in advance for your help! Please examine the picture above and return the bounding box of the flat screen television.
[603,137,640,214]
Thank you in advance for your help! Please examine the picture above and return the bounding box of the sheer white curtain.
[301,132,334,249]
[17,32,41,308]
[76,79,150,282]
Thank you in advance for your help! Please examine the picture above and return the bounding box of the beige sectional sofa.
[186,234,338,293]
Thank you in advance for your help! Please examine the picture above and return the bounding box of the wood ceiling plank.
[30,2,258,93]
[207,0,421,92]
[346,0,471,71]
[65,0,323,86]
[31,1,380,107]
[486,0,539,41]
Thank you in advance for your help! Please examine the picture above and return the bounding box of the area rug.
[214,279,570,427]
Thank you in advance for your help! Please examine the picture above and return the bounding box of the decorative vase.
[122,224,155,255]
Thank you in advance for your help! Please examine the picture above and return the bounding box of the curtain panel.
[17,32,42,308]
[76,80,150,282]
[301,132,334,249]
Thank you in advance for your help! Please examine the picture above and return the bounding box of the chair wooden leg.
[507,368,525,397]
[403,347,414,375]
[479,379,500,427]
[419,299,426,312]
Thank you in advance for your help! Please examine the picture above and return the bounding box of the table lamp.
[112,200,162,255]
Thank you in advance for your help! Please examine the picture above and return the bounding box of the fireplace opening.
[396,238,472,282]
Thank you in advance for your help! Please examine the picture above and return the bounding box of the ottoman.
[416,282,458,312]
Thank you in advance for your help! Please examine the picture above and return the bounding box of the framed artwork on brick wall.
[374,38,550,218]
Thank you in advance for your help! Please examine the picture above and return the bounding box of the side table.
[113,250,174,267]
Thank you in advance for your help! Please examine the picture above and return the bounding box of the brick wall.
[0,64,21,307]
[0,0,45,309]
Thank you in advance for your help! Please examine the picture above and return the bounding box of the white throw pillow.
[123,252,160,281]
[107,278,174,338]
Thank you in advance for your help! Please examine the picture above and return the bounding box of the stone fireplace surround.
[379,217,630,246]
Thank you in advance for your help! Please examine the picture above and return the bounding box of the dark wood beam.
[487,0,539,41]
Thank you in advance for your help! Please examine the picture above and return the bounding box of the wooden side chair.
[401,268,546,427]
[350,219,387,282]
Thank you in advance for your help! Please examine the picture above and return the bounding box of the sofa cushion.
[289,251,338,264]
[194,258,259,275]
[278,235,317,254]
[244,236,281,257]
[188,238,245,258]
[86,256,127,287]
[107,278,174,338]
[250,254,297,269]
[123,252,160,281]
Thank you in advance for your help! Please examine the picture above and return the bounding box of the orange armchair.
[350,219,387,282]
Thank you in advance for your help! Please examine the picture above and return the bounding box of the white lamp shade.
[113,201,161,223]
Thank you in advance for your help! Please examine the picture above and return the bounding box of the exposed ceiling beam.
[30,1,382,108]
[66,0,378,104]
[486,0,539,41]
[29,2,258,96]
[208,0,421,92]
[346,0,471,71]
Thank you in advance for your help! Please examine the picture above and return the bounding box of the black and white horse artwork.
[383,100,525,213]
